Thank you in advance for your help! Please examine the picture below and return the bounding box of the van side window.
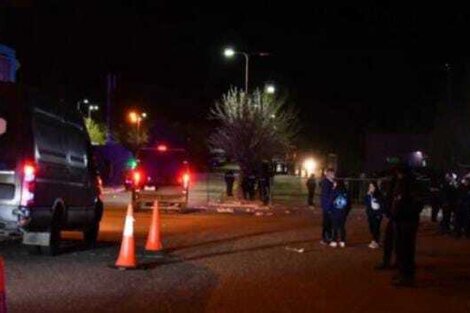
[67,128,88,168]
[34,114,66,163]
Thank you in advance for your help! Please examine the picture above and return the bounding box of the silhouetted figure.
[241,175,250,200]
[306,174,316,206]
[247,172,257,201]
[391,166,421,287]
[441,173,459,233]
[430,174,443,222]
[455,177,470,238]
[320,168,335,244]
[376,173,397,270]
[365,182,384,249]
[224,170,235,197]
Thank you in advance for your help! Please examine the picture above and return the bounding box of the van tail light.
[182,172,190,189]
[21,161,37,207]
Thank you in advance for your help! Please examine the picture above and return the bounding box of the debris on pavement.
[285,246,305,253]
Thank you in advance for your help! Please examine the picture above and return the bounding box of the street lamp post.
[224,48,269,94]
[128,111,147,148]
[76,98,89,114]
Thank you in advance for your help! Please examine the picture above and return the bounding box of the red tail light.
[132,170,142,185]
[157,144,168,152]
[21,161,37,207]
[182,172,190,189]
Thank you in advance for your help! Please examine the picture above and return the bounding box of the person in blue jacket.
[329,180,351,248]
[320,168,335,244]
[365,181,385,249]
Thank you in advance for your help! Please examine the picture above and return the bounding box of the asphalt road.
[1,178,470,313]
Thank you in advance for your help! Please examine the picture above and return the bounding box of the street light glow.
[303,158,317,177]
[266,85,276,94]
[83,99,89,104]
[128,111,139,124]
[141,112,147,119]
[224,48,235,58]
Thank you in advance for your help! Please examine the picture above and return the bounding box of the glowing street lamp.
[302,158,317,177]
[223,47,270,94]
[128,111,147,147]
[223,48,236,58]
[265,84,276,94]
[87,105,99,119]
[128,111,139,124]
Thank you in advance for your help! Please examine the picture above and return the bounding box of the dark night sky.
[1,1,470,160]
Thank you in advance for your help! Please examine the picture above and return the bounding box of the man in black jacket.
[390,166,421,287]
[375,173,397,270]
[224,170,235,197]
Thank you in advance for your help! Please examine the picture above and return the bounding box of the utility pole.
[445,63,452,107]
[106,73,116,144]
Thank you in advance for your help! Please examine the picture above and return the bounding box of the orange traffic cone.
[0,258,7,313]
[145,200,163,251]
[115,204,137,269]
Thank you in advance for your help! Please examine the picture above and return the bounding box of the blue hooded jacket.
[320,178,334,211]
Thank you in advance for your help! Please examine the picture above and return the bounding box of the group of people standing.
[224,162,273,205]
[313,165,425,287]
[430,172,470,238]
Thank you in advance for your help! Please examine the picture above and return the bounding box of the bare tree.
[114,123,149,154]
[209,88,299,175]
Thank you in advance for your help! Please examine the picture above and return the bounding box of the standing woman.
[329,180,351,248]
[365,182,385,249]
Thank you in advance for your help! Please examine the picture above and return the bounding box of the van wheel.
[84,201,103,249]
[40,206,63,256]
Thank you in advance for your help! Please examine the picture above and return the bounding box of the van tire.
[40,205,63,256]
[84,201,103,249]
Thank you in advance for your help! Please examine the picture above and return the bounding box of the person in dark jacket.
[365,181,385,249]
[441,173,459,234]
[306,174,317,207]
[241,175,250,200]
[258,161,272,205]
[247,172,257,201]
[224,170,235,197]
[454,177,470,238]
[329,180,351,248]
[375,173,397,270]
[390,166,421,287]
[320,168,335,244]
[429,173,443,223]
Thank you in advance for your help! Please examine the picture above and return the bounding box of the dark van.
[0,83,103,255]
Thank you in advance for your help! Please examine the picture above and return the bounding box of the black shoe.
[374,263,391,271]
[392,277,415,287]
